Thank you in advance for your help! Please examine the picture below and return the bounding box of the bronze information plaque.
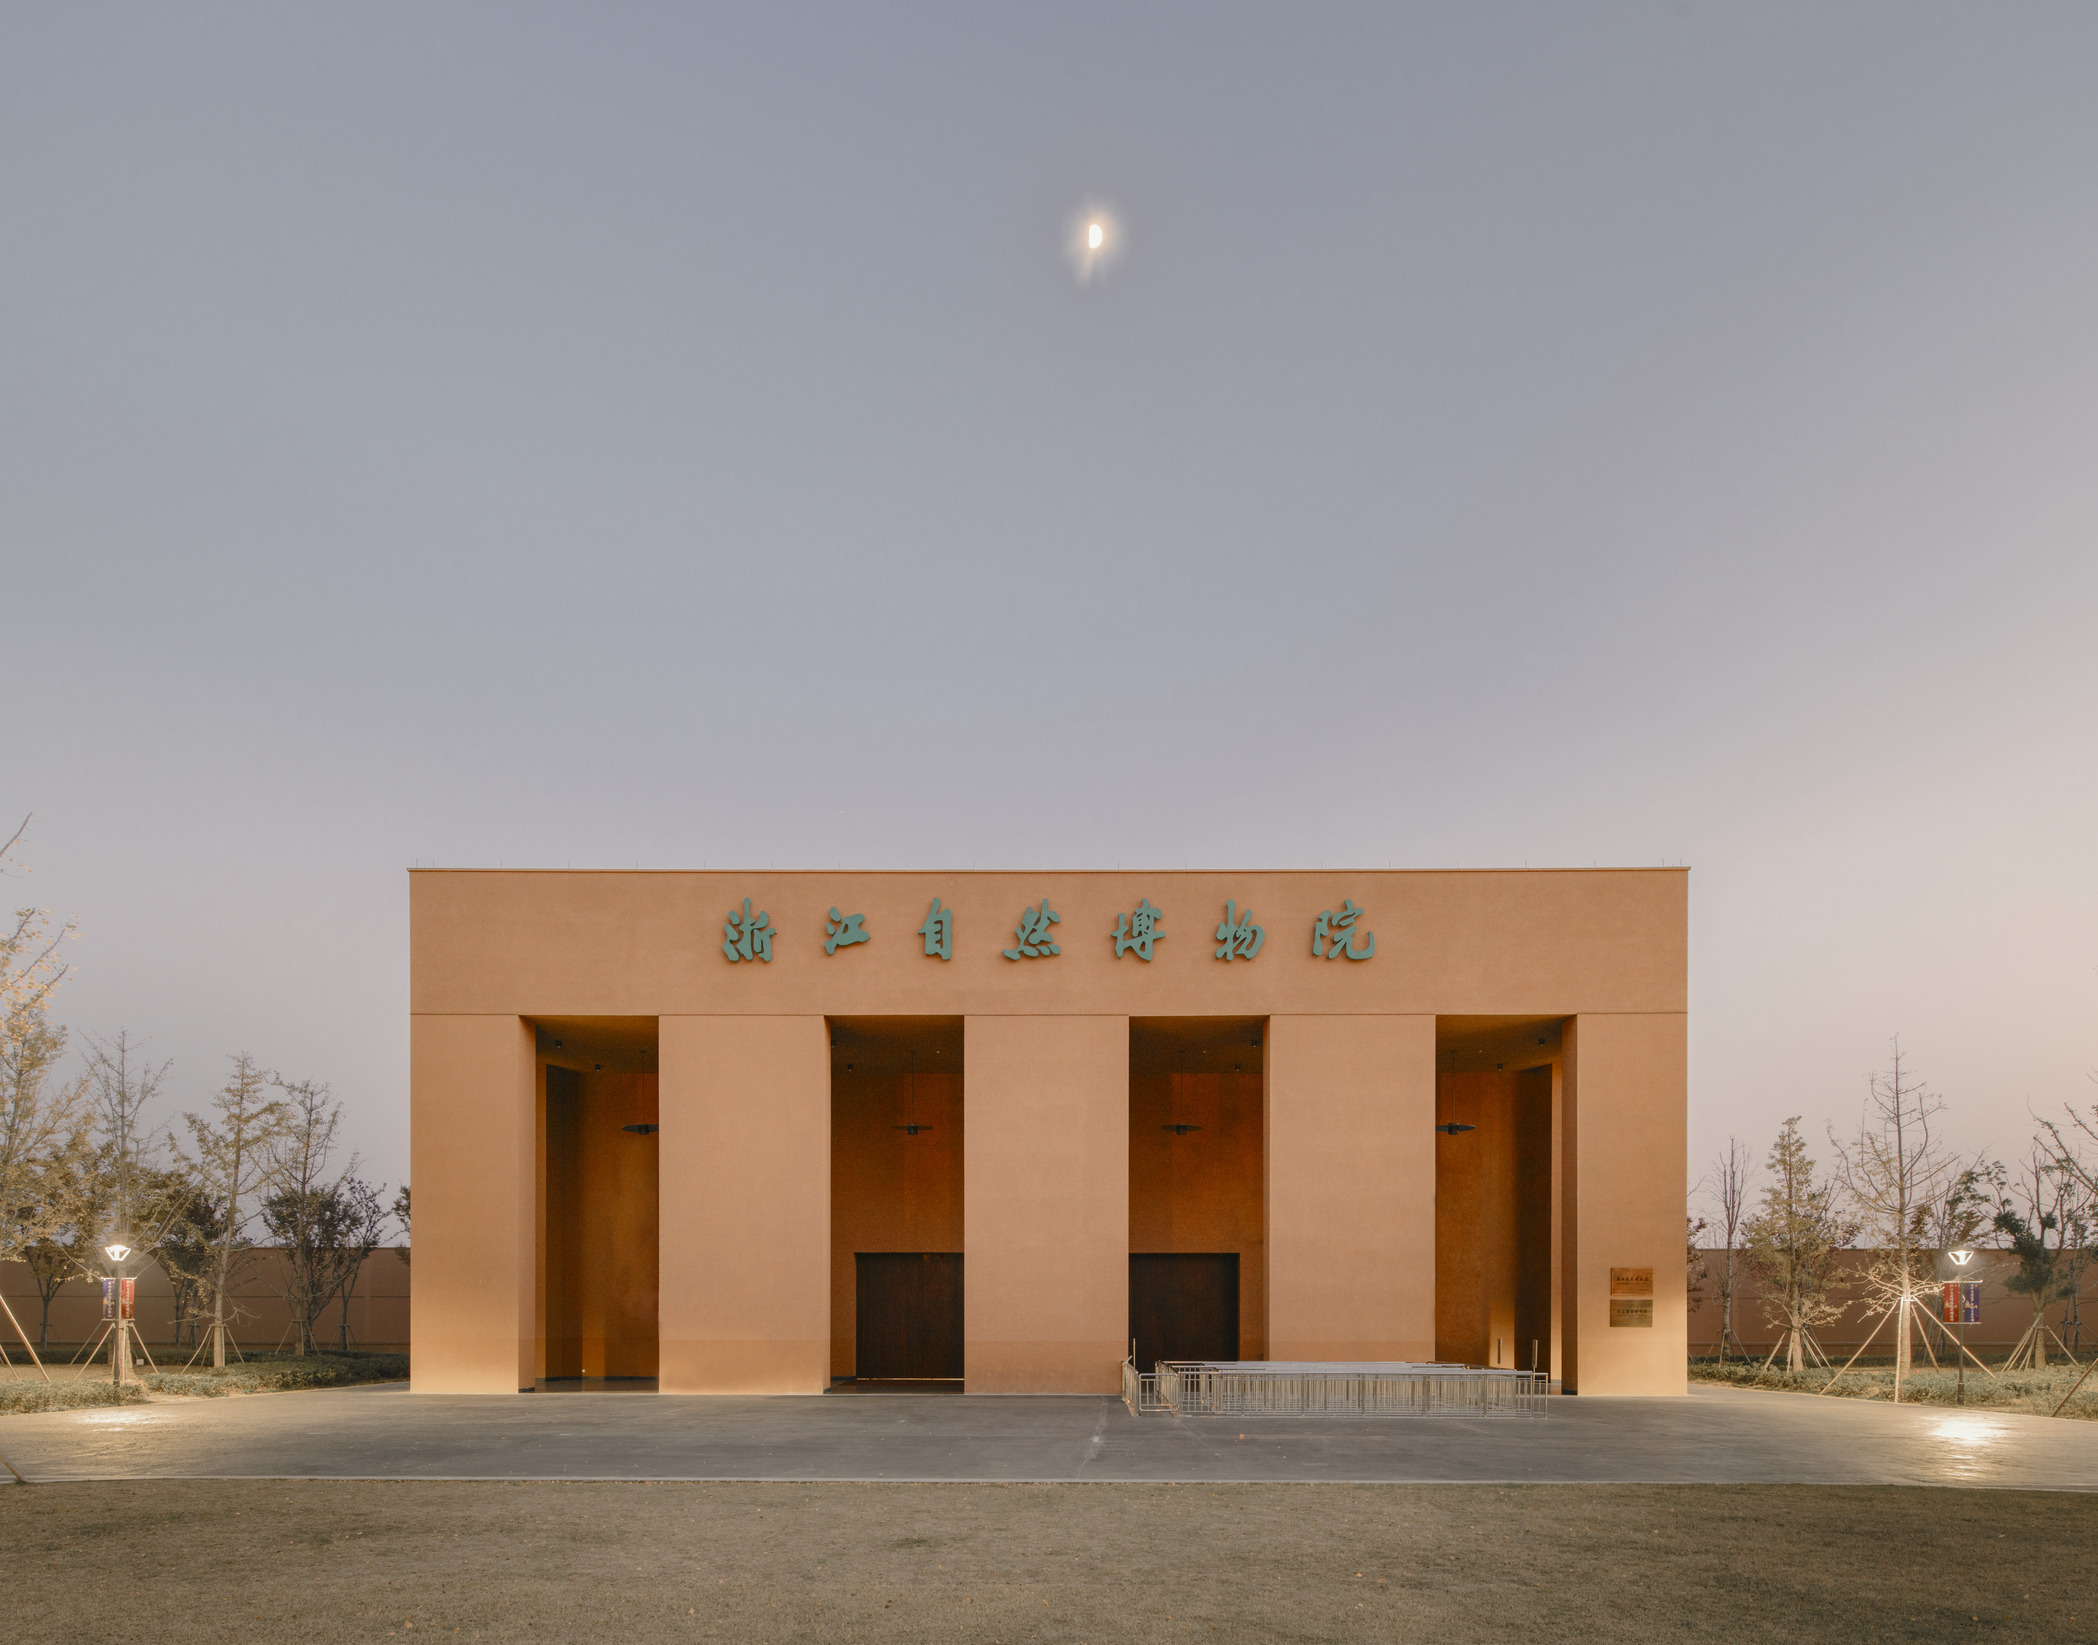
[1609,1298,1655,1328]
[1610,1267,1654,1297]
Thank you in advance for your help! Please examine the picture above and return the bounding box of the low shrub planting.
[143,1351,409,1398]
[0,1380,150,1415]
[1691,1355,2098,1418]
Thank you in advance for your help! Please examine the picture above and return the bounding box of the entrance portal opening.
[829,1017,963,1387]
[1128,1017,1266,1369]
[535,1016,659,1389]
[1434,1016,1560,1371]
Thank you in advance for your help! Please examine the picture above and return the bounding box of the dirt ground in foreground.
[3,1479,2093,1643]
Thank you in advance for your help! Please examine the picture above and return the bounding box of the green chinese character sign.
[1112,898,1165,961]
[1311,899,1375,960]
[723,899,775,963]
[824,908,870,955]
[1002,899,1061,960]
[1214,900,1264,961]
[919,898,954,960]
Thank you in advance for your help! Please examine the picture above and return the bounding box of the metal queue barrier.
[1122,1358,1549,1417]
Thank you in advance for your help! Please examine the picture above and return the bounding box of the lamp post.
[103,1239,133,1390]
[1948,1249,1976,1404]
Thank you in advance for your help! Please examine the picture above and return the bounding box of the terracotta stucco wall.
[1129,1062,1266,1359]
[1267,1014,1437,1360]
[830,1045,963,1378]
[1564,1013,1688,1395]
[659,1015,828,1392]
[410,1014,534,1392]
[410,871,1685,1021]
[408,868,1686,1394]
[1,1251,410,1355]
[1434,1067,1555,1370]
[542,1062,658,1378]
[964,1015,1127,1393]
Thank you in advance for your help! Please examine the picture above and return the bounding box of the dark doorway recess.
[1130,1253,1240,1370]
[854,1253,963,1380]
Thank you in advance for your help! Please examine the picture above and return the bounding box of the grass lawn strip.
[3,1479,2088,1643]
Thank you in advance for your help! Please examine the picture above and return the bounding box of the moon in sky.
[1069,205,1122,284]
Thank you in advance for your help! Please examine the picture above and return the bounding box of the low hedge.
[1691,1356,2098,1418]
[143,1352,409,1398]
[0,1380,151,1415]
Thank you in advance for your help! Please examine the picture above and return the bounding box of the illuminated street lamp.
[1944,1250,1980,1402]
[101,1234,138,1389]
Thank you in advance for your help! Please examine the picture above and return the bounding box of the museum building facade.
[408,867,1687,1396]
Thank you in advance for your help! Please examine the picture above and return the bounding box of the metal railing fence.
[1122,1359,1547,1418]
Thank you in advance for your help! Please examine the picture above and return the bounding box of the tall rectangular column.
[1267,1014,1436,1361]
[964,1015,1127,1393]
[409,1014,536,1392]
[658,1015,829,1393]
[1561,1012,1687,1394]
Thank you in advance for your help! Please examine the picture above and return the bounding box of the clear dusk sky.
[5,4,2095,1199]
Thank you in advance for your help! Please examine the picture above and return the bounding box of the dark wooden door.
[1129,1253,1240,1370]
[854,1253,964,1379]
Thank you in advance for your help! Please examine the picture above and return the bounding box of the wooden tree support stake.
[2050,1356,2098,1418]
[1820,1306,1896,1396]
[0,1294,52,1383]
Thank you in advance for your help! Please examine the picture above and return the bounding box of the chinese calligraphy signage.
[716,895,1378,965]
[1311,899,1375,960]
[1003,899,1061,960]
[1111,899,1164,961]
[919,898,953,959]
[1214,901,1263,961]
[723,899,775,963]
[823,909,869,954]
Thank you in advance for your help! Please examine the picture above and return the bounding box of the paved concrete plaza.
[7,1383,2096,1489]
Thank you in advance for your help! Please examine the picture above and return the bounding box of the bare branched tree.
[1831,1040,1966,1400]
[392,1183,410,1267]
[176,1054,286,1368]
[18,1145,97,1349]
[0,815,77,1025]
[1991,1141,2085,1370]
[1745,1117,1855,1371]
[0,816,87,1272]
[0,985,88,1265]
[1698,1138,1756,1361]
[81,1030,182,1253]
[149,1171,226,1351]
[319,1176,389,1352]
[263,1076,347,1355]
[2037,1098,2098,1355]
